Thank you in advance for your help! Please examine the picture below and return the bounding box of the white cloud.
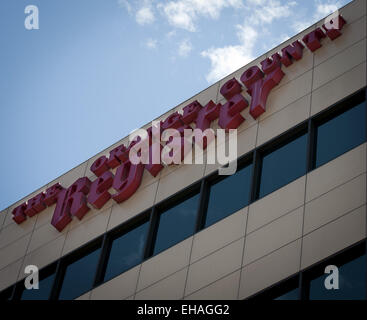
[145,38,158,49]
[118,0,133,14]
[178,39,193,57]
[136,6,155,25]
[247,0,296,25]
[292,0,343,32]
[166,30,177,38]
[201,25,258,83]
[158,0,243,32]
[315,2,339,18]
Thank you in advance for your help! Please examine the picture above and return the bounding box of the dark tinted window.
[58,246,101,300]
[259,133,307,198]
[21,273,55,300]
[104,220,149,282]
[205,163,252,228]
[309,253,366,300]
[315,101,366,168]
[153,192,199,255]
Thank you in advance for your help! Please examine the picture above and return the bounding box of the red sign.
[11,15,346,232]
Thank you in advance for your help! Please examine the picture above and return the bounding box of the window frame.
[255,122,308,200]
[96,211,151,285]
[310,90,367,171]
[147,182,202,258]
[200,154,254,229]
[52,237,103,300]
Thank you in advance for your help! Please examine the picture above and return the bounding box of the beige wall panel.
[62,207,111,256]
[26,220,69,254]
[313,39,366,91]
[239,239,301,299]
[155,164,205,203]
[247,176,306,234]
[185,238,244,296]
[256,94,311,147]
[185,270,240,300]
[306,143,366,202]
[19,235,65,281]
[137,237,193,292]
[191,207,247,264]
[0,234,31,270]
[107,181,158,231]
[314,15,366,66]
[244,207,303,266]
[265,70,313,119]
[301,205,366,269]
[135,267,187,300]
[339,0,366,25]
[304,173,366,234]
[91,265,140,300]
[311,62,366,116]
[264,48,314,100]
[0,258,23,292]
[0,209,7,233]
[0,215,36,250]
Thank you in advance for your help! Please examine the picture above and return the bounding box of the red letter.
[107,144,129,169]
[260,53,281,74]
[161,112,184,130]
[220,78,242,100]
[51,177,92,231]
[195,100,220,131]
[322,14,346,40]
[145,142,164,177]
[24,193,46,217]
[302,27,326,52]
[88,171,114,209]
[182,101,201,125]
[90,155,109,177]
[279,40,304,67]
[112,161,144,203]
[241,65,285,119]
[218,94,248,130]
[44,183,63,206]
[12,203,27,224]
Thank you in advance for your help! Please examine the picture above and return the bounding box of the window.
[57,242,102,300]
[307,245,366,300]
[258,131,307,198]
[18,264,56,300]
[315,98,366,168]
[103,218,149,282]
[153,190,200,255]
[204,161,252,228]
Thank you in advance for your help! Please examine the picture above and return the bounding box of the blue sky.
[0,0,352,211]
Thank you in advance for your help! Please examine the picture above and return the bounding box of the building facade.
[0,0,366,300]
